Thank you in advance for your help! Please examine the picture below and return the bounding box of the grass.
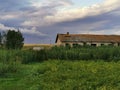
[0,46,120,89]
[1,46,120,64]
[0,60,120,90]
[34,46,120,62]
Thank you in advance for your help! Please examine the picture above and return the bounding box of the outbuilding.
[55,32,120,47]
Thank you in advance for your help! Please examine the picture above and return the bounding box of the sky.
[0,0,120,44]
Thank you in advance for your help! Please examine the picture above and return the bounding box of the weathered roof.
[55,34,120,43]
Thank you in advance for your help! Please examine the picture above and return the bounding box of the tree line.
[0,30,24,49]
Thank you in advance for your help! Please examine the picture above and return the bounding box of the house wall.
[96,43,101,46]
[78,43,84,46]
[114,43,118,46]
[56,37,120,47]
[56,38,62,46]
[61,42,119,47]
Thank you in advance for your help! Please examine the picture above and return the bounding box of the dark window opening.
[73,44,79,48]
[118,43,120,46]
[65,43,71,48]
[91,44,96,47]
[66,43,69,46]
[101,44,105,46]
[83,42,86,46]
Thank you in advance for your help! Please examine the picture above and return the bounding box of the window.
[118,43,120,46]
[101,44,104,46]
[65,43,71,47]
[91,44,96,47]
[73,44,79,48]
[83,42,87,46]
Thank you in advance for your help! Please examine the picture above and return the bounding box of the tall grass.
[0,49,35,76]
[35,46,120,62]
[0,46,120,64]
[0,49,35,64]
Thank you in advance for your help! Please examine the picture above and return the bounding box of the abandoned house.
[55,32,120,47]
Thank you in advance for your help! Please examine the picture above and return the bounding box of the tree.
[5,30,24,49]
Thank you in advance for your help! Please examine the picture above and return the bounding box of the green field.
[0,46,120,90]
[0,60,120,90]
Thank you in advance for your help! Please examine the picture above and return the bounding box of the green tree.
[5,30,24,49]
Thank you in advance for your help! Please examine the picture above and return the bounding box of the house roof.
[55,33,120,43]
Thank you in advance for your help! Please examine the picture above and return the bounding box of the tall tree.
[5,30,24,49]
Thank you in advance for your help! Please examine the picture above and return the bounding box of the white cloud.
[20,0,120,27]
[20,27,46,36]
[0,23,16,30]
[45,0,120,23]
[31,0,73,7]
[0,0,120,27]
[21,0,73,27]
[0,23,46,36]
[0,11,21,20]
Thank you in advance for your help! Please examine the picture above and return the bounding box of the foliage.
[26,60,120,90]
[0,47,120,89]
[1,46,120,64]
[4,30,24,49]
[0,60,120,90]
[0,49,35,64]
[34,46,120,62]
[0,62,21,77]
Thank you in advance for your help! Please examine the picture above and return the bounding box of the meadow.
[0,60,120,90]
[0,46,120,89]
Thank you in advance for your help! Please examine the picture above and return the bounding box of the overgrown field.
[0,60,120,90]
[35,46,120,62]
[0,46,120,89]
[1,46,120,63]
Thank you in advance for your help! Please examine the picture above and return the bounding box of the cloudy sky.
[0,0,120,44]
